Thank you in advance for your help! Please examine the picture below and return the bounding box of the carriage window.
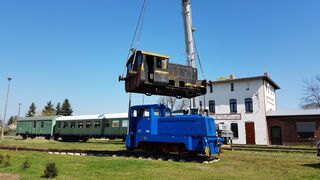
[86,121,92,128]
[104,121,110,128]
[70,122,76,128]
[33,121,36,128]
[94,121,100,128]
[112,120,119,127]
[41,122,44,128]
[78,122,83,128]
[122,120,128,127]
[63,122,68,128]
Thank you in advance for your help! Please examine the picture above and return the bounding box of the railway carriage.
[16,116,58,139]
[54,113,128,141]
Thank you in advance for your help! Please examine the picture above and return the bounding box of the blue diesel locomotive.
[126,104,222,158]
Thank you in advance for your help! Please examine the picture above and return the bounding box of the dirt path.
[0,173,19,180]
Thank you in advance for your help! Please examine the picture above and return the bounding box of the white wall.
[199,78,273,145]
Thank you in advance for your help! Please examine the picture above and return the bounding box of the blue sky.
[0,0,319,119]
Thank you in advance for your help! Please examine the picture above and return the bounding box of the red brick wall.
[267,116,320,146]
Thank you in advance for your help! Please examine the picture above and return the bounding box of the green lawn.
[0,147,319,179]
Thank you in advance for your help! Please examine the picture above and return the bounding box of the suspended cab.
[119,50,207,98]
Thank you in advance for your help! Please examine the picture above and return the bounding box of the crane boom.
[182,0,197,108]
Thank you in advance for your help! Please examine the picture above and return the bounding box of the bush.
[43,161,58,178]
[21,159,31,169]
[0,154,11,167]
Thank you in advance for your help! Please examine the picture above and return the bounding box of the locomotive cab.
[119,50,207,98]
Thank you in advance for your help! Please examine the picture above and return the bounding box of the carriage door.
[270,126,282,145]
[136,108,151,135]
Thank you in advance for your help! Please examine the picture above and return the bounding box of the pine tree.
[61,99,73,116]
[55,102,62,115]
[7,116,17,125]
[26,102,37,117]
[42,101,56,116]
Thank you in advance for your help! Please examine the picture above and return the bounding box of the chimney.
[229,74,234,80]
[264,72,268,77]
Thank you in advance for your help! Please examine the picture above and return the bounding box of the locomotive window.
[122,120,128,127]
[94,121,100,128]
[156,58,168,70]
[132,110,138,117]
[112,120,119,127]
[63,122,68,128]
[144,109,150,117]
[70,122,76,128]
[78,122,84,128]
[153,108,160,117]
[41,122,44,128]
[104,121,110,128]
[33,121,36,128]
[86,121,92,128]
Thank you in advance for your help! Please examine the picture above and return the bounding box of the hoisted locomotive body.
[119,50,207,98]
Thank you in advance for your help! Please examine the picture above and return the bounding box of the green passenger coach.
[16,116,58,139]
[54,113,128,142]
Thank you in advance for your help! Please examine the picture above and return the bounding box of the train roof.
[18,116,60,121]
[56,113,128,121]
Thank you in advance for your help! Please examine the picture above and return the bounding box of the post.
[1,77,12,140]
[18,103,21,118]
[182,0,196,108]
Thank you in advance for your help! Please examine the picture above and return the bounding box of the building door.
[270,126,282,145]
[245,122,256,144]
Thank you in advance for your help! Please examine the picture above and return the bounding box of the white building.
[197,73,280,145]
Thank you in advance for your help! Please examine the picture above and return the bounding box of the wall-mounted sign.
[212,114,241,120]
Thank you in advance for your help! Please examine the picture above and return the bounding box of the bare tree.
[301,74,320,109]
[158,96,177,110]
[158,97,189,110]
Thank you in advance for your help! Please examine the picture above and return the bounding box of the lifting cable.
[122,0,148,77]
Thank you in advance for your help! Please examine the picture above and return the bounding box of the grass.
[0,138,319,179]
[0,145,319,179]
[0,137,125,151]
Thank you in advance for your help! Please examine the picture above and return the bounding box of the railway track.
[223,145,317,154]
[0,145,219,164]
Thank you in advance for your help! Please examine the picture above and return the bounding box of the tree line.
[26,99,73,117]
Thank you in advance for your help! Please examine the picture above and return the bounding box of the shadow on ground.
[302,163,320,169]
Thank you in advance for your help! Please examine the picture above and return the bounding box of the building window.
[199,101,202,109]
[209,84,213,93]
[209,100,215,113]
[245,98,253,113]
[231,123,239,138]
[41,122,44,128]
[296,122,315,138]
[229,99,237,113]
[70,122,76,128]
[231,83,234,91]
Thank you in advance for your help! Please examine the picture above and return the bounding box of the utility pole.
[18,103,22,118]
[182,0,196,108]
[1,77,12,140]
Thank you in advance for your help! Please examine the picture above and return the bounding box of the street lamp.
[1,77,12,140]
